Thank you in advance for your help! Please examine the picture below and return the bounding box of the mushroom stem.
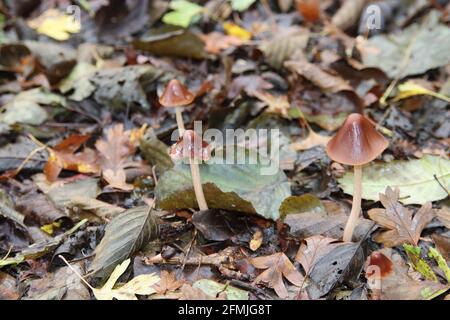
[343,164,362,242]
[175,106,185,135]
[189,157,208,211]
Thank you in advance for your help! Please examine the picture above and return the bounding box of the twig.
[58,255,95,291]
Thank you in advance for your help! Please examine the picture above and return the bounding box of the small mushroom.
[169,130,210,211]
[159,79,195,135]
[326,113,388,242]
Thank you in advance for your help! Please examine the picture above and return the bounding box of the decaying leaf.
[90,206,158,279]
[200,32,246,54]
[368,187,434,247]
[437,206,450,229]
[250,252,303,298]
[93,259,159,300]
[192,279,249,300]
[291,129,331,151]
[339,155,450,205]
[403,244,438,282]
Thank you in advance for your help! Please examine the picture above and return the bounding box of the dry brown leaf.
[252,91,291,119]
[44,134,99,182]
[95,124,140,191]
[368,187,434,247]
[250,252,303,298]
[436,206,450,229]
[295,235,337,275]
[249,230,263,251]
[200,32,246,54]
[291,129,331,151]
[285,54,352,93]
[153,270,184,295]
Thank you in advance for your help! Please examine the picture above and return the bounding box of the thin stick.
[343,165,362,242]
[58,255,95,290]
[175,106,185,136]
[189,157,208,211]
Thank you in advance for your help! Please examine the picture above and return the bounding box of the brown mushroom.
[159,79,195,135]
[326,113,388,242]
[169,130,210,211]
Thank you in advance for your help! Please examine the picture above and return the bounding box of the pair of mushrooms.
[159,80,389,243]
[159,79,210,212]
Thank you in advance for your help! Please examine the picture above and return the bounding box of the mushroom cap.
[326,113,389,166]
[159,79,195,107]
[169,130,210,161]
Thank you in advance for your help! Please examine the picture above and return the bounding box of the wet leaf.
[134,26,206,59]
[339,155,450,205]
[279,194,326,217]
[90,206,158,279]
[250,252,303,298]
[93,259,159,300]
[368,187,434,247]
[156,148,291,220]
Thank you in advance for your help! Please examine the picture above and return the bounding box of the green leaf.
[229,0,257,12]
[338,155,450,205]
[428,247,450,283]
[193,279,249,300]
[162,0,204,28]
[403,244,437,282]
[360,14,450,78]
[90,206,158,279]
[155,148,291,220]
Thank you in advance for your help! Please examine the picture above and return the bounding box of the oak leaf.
[95,124,142,190]
[368,187,434,247]
[250,252,303,298]
[44,134,99,182]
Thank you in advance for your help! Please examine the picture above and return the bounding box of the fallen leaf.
[368,187,434,247]
[200,32,246,54]
[93,259,159,300]
[153,270,184,294]
[0,271,20,300]
[229,0,257,11]
[96,124,139,190]
[223,21,252,41]
[252,91,291,119]
[193,279,249,300]
[331,0,366,30]
[360,15,450,78]
[28,9,81,41]
[180,283,226,300]
[44,135,99,182]
[250,252,303,298]
[156,147,291,220]
[339,155,450,205]
[90,206,158,279]
[162,0,203,28]
[428,247,450,283]
[295,235,337,276]
[436,206,450,229]
[249,230,263,251]
[393,81,450,103]
[296,0,321,22]
[291,129,331,151]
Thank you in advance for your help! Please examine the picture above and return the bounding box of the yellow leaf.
[394,81,450,103]
[93,259,160,300]
[223,21,252,41]
[28,9,81,41]
[40,220,63,235]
